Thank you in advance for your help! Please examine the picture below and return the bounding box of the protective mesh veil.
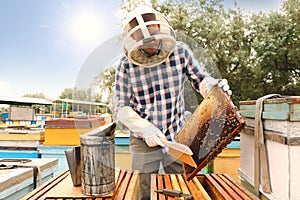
[122,6,176,68]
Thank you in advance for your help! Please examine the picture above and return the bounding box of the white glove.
[141,124,166,147]
[117,106,166,147]
[200,77,232,98]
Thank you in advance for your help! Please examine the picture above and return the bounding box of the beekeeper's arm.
[117,106,166,147]
[182,42,232,98]
[114,62,166,147]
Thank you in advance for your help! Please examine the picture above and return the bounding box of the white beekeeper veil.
[122,5,176,68]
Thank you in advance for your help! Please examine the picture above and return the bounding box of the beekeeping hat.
[122,5,176,68]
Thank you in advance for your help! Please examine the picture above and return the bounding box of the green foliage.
[23,92,46,99]
[59,88,74,99]
[58,87,106,115]
[99,67,116,94]
[248,0,300,99]
[156,0,300,106]
[22,92,51,112]
[59,87,94,102]
[93,67,116,105]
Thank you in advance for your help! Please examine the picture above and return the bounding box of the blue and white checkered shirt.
[114,41,209,140]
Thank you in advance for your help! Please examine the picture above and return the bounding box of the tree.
[59,88,74,99]
[242,0,299,100]
[22,93,50,113]
[93,67,116,108]
[157,0,300,105]
[158,0,251,105]
[23,92,46,99]
[59,87,93,101]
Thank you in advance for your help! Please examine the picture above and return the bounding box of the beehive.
[239,96,300,200]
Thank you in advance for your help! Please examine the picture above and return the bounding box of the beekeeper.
[113,5,231,200]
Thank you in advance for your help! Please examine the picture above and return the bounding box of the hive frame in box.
[175,87,245,180]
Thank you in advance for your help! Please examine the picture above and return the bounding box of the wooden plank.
[243,118,300,137]
[239,111,256,119]
[217,174,253,200]
[115,170,126,190]
[124,172,139,200]
[240,110,290,120]
[192,177,211,200]
[240,101,291,120]
[46,172,114,198]
[240,96,300,121]
[211,174,243,200]
[169,174,180,190]
[169,174,184,200]
[183,177,209,200]
[263,111,290,120]
[115,170,125,185]
[0,133,44,141]
[157,175,164,189]
[151,174,167,200]
[205,174,233,200]
[222,174,259,200]
[157,175,166,200]
[245,97,300,105]
[242,126,288,145]
[176,174,190,195]
[114,170,132,200]
[291,104,300,121]
[112,170,127,199]
[168,147,197,168]
[263,102,289,112]
[21,170,69,200]
[151,174,159,200]
[163,175,175,200]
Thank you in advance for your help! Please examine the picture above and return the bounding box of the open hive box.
[151,173,259,200]
[175,87,245,180]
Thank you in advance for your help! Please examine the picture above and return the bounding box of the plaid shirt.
[114,41,208,140]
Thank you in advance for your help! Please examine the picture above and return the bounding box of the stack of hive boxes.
[238,96,300,199]
[39,114,112,175]
[43,117,108,145]
[0,108,46,158]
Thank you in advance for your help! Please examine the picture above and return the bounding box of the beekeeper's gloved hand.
[200,76,232,98]
[116,106,167,147]
[141,124,166,147]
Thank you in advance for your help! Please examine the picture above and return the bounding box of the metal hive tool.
[175,87,245,180]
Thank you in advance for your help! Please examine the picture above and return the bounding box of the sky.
[0,0,282,100]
